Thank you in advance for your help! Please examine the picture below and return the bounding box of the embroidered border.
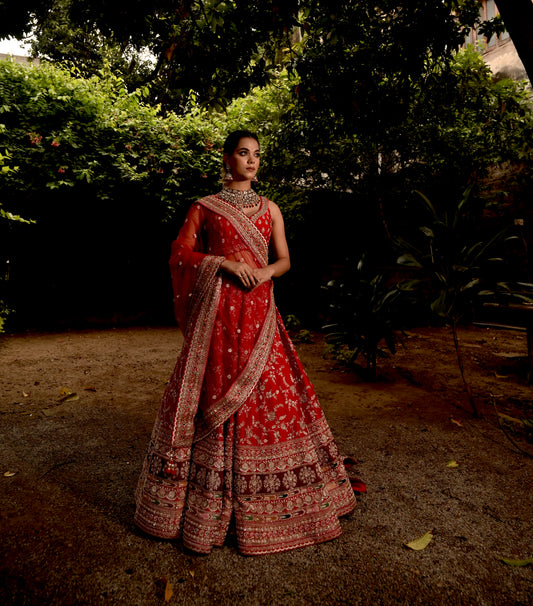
[193,286,277,441]
[134,255,224,538]
[198,196,269,266]
[171,257,223,445]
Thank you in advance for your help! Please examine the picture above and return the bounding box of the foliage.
[396,186,533,415]
[295,1,481,137]
[4,0,518,115]
[0,59,227,327]
[276,43,533,206]
[0,0,301,111]
[1,4,533,331]
[323,256,405,380]
[396,186,522,323]
[262,46,533,324]
[0,149,34,224]
[0,149,32,332]
[0,59,298,328]
[0,60,222,219]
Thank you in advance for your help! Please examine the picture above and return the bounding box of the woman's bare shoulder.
[267,199,282,216]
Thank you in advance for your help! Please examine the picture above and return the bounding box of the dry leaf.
[189,570,195,578]
[446,460,459,468]
[61,393,79,402]
[4,471,16,477]
[450,418,463,427]
[22,391,30,398]
[42,407,59,417]
[405,530,434,551]
[500,556,533,567]
[58,387,79,403]
[164,579,174,602]
[494,372,509,379]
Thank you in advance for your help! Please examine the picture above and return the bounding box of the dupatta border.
[192,285,276,442]
[170,255,224,446]
[189,196,277,442]
[198,195,269,266]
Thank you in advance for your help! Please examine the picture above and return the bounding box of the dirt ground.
[1,323,532,605]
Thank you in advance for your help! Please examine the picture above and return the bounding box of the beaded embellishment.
[216,187,259,209]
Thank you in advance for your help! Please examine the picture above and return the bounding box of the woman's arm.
[251,201,290,286]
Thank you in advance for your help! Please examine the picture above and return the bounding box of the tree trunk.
[496,0,533,85]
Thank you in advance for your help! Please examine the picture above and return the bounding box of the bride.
[134,129,357,555]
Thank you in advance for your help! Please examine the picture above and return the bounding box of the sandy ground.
[1,324,532,605]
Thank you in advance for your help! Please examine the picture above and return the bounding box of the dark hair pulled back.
[223,130,259,156]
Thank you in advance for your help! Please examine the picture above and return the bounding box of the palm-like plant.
[397,185,530,416]
[323,256,404,380]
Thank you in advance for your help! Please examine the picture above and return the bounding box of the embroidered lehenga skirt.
[134,195,356,555]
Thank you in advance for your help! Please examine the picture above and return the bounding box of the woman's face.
[224,137,260,183]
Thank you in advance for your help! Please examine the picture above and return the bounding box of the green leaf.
[397,254,422,268]
[405,530,434,551]
[500,557,533,567]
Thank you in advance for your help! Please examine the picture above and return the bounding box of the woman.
[134,130,357,555]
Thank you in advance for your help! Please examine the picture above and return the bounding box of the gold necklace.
[217,187,259,209]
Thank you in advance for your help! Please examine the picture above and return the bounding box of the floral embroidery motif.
[282,470,298,490]
[263,474,281,493]
[299,466,316,486]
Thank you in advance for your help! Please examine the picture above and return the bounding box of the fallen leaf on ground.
[450,418,463,427]
[164,579,173,602]
[446,460,459,468]
[4,471,16,477]
[500,556,533,567]
[405,530,434,551]
[494,372,509,379]
[22,391,30,397]
[58,387,79,403]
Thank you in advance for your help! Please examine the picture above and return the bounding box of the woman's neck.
[225,181,252,191]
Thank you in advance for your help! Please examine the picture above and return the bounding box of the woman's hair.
[223,130,259,156]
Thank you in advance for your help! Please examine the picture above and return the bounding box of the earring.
[252,175,258,183]
[223,165,233,182]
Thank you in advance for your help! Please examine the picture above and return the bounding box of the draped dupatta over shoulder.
[135,195,278,538]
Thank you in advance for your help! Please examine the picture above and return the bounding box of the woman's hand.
[251,266,275,288]
[221,259,259,289]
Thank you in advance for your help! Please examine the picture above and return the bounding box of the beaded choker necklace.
[217,187,259,210]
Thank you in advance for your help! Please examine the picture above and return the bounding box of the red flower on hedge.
[27,132,42,146]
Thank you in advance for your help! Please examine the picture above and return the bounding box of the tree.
[0,0,301,111]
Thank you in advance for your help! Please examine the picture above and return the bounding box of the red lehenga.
[134,194,357,555]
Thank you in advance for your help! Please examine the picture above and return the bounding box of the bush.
[0,60,228,328]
